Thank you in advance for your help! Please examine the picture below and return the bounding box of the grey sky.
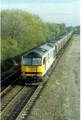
[1,0,80,26]
[1,0,80,4]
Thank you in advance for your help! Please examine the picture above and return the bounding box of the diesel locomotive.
[21,31,73,82]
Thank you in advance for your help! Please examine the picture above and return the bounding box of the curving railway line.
[1,33,72,120]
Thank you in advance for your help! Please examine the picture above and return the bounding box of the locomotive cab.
[21,51,43,81]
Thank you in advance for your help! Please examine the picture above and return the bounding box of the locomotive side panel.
[42,47,56,76]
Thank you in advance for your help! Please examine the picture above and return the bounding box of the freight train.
[21,31,73,83]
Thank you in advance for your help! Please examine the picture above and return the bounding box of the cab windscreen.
[22,58,41,66]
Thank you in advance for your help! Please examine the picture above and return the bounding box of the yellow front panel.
[22,65,43,72]
[21,65,43,76]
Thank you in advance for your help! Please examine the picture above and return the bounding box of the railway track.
[1,86,38,120]
[1,64,20,80]
[16,79,48,120]
[1,68,21,91]
[1,76,21,98]
[1,79,23,112]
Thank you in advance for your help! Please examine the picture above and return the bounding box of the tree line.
[1,9,68,71]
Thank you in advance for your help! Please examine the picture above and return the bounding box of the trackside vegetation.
[1,9,67,71]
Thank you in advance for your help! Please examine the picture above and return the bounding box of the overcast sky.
[1,0,80,26]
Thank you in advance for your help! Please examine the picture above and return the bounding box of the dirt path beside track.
[27,34,80,120]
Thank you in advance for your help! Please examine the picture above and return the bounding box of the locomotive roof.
[23,43,55,58]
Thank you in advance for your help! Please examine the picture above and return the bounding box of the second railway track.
[1,86,38,120]
[1,68,21,91]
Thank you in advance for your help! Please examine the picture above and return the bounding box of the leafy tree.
[1,9,68,71]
